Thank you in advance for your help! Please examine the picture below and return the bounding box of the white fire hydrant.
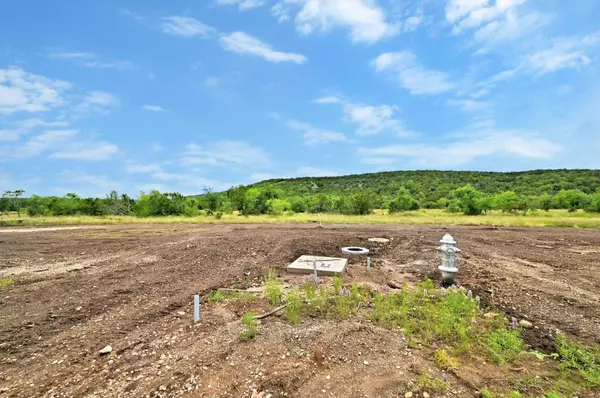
[438,233,460,286]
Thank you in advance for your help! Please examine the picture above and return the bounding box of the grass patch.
[0,277,15,288]
[264,269,283,306]
[487,329,524,364]
[3,209,600,228]
[208,290,226,303]
[435,348,459,371]
[555,333,600,387]
[238,312,260,341]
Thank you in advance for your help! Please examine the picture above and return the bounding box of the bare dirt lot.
[1,224,599,397]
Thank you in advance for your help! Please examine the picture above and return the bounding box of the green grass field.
[2,209,600,228]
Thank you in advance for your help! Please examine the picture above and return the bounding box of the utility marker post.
[313,258,318,283]
[194,295,200,324]
[367,256,371,271]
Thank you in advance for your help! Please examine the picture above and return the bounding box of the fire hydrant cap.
[440,233,456,245]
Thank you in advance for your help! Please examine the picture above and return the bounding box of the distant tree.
[586,189,600,212]
[553,189,590,212]
[493,191,520,213]
[388,187,420,213]
[454,185,484,215]
[351,192,374,215]
[2,190,25,217]
[290,197,308,213]
[537,193,553,211]
[267,198,291,215]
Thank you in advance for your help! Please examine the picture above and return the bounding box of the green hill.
[249,169,600,204]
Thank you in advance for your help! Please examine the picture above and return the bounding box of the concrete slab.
[287,255,348,276]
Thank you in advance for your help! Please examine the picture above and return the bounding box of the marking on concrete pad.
[287,255,347,276]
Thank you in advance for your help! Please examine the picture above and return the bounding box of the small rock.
[483,313,497,319]
[423,392,430,398]
[363,360,369,366]
[159,385,167,391]
[176,311,185,316]
[405,392,413,398]
[519,320,533,329]
[99,345,113,355]
[75,306,82,311]
[387,280,402,289]
[326,375,330,380]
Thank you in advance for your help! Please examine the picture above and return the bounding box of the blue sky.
[1,0,599,196]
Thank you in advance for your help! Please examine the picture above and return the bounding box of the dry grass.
[1,209,600,228]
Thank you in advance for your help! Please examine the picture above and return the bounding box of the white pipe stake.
[313,259,318,283]
[367,256,371,271]
[194,295,200,324]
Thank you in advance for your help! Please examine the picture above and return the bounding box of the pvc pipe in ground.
[194,295,200,324]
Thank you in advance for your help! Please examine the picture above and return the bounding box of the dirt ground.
[0,223,599,398]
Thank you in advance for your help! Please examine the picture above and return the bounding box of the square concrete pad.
[287,255,348,276]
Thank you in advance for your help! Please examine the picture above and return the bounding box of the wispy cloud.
[46,51,136,70]
[143,105,165,112]
[217,0,267,11]
[371,51,455,95]
[119,8,144,21]
[49,141,119,161]
[73,91,118,116]
[314,95,414,136]
[180,140,272,169]
[219,32,307,64]
[272,0,398,43]
[161,16,216,38]
[359,129,562,167]
[285,119,351,146]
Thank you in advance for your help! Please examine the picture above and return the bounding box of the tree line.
[2,182,600,218]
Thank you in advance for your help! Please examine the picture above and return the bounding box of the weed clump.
[264,269,283,306]
[487,329,524,364]
[0,277,14,288]
[555,333,600,387]
[285,290,302,325]
[208,290,226,303]
[238,312,259,341]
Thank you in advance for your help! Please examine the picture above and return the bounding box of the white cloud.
[152,143,164,152]
[47,52,135,71]
[217,0,267,10]
[314,95,413,136]
[274,0,398,43]
[161,16,216,38]
[219,32,307,64]
[360,157,394,165]
[271,3,291,22]
[285,119,351,146]
[371,51,455,95]
[203,76,221,87]
[359,129,561,167]
[124,163,162,174]
[47,52,95,60]
[181,140,272,168]
[447,98,492,112]
[0,118,69,141]
[119,9,144,21]
[295,166,337,177]
[74,91,118,116]
[143,104,165,112]
[13,129,78,158]
[49,141,119,161]
[522,33,600,75]
[0,67,70,115]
